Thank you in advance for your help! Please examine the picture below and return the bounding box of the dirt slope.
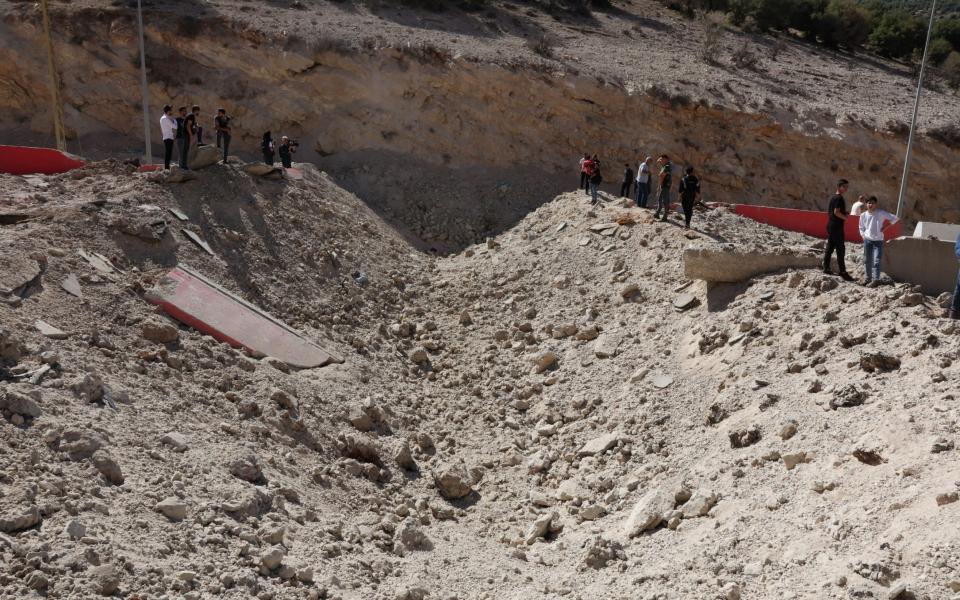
[2,163,959,599]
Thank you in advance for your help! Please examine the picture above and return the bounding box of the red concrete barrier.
[733,204,902,242]
[0,145,85,175]
[145,265,342,369]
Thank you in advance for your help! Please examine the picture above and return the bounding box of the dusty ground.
[2,161,959,599]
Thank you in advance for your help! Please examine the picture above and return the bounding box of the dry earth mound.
[1,166,959,599]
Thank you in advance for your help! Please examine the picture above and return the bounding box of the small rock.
[89,563,121,596]
[830,384,867,409]
[680,489,719,518]
[533,351,558,373]
[525,511,558,544]
[64,519,87,540]
[141,319,179,344]
[779,421,797,440]
[729,426,761,449]
[624,488,674,536]
[91,451,124,485]
[936,491,959,506]
[1,390,41,418]
[432,462,473,499]
[578,432,619,457]
[155,497,188,521]
[394,518,432,552]
[782,451,809,470]
[230,455,264,483]
[160,432,189,452]
[261,545,286,570]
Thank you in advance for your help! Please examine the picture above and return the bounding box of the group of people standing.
[158,105,232,169]
[578,153,702,229]
[822,178,901,287]
[260,132,297,169]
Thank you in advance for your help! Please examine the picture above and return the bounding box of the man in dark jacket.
[620,163,634,198]
[823,178,854,281]
[677,166,701,229]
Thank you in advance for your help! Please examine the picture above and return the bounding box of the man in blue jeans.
[950,232,960,319]
[857,196,898,287]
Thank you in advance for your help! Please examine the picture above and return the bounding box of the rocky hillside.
[1,163,958,599]
[1,0,959,252]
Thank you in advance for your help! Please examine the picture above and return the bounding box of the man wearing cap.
[635,156,652,208]
[278,136,295,168]
[214,108,231,164]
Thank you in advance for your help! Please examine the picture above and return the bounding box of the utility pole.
[39,0,66,151]
[896,0,937,219]
[136,0,152,164]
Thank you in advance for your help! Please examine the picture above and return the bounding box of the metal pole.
[137,0,152,164]
[39,0,66,151]
[895,0,937,219]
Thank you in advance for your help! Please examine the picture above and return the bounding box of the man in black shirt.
[215,108,231,164]
[678,165,701,229]
[824,178,853,281]
[620,163,634,198]
[177,106,190,169]
[278,136,296,168]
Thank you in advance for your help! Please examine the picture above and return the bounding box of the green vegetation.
[677,0,960,86]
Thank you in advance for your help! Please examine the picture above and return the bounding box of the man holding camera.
[278,136,297,168]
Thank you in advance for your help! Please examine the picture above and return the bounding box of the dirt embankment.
[1,3,959,253]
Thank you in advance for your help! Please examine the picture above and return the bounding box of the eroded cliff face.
[1,7,956,251]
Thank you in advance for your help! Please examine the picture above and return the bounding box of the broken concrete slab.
[145,265,342,369]
[35,320,70,339]
[60,274,82,298]
[78,249,119,278]
[683,244,821,283]
[182,230,215,256]
[881,237,957,296]
[0,254,41,296]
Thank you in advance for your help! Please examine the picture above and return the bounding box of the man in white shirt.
[635,156,652,208]
[858,196,898,287]
[850,194,867,216]
[159,105,177,170]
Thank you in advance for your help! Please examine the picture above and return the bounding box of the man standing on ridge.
[159,105,177,170]
[215,108,231,164]
[858,196,898,287]
[579,153,590,195]
[677,165,701,229]
[824,178,854,281]
[620,163,634,199]
[177,106,191,169]
[653,155,672,222]
[635,156,652,208]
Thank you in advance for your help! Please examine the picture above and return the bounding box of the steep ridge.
[1,164,958,599]
[1,1,959,253]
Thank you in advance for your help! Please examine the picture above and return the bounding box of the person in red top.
[578,153,590,195]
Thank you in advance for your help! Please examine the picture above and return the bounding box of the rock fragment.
[91,451,124,484]
[432,462,473,499]
[155,497,188,521]
[624,489,675,536]
[141,319,179,344]
[230,454,264,483]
